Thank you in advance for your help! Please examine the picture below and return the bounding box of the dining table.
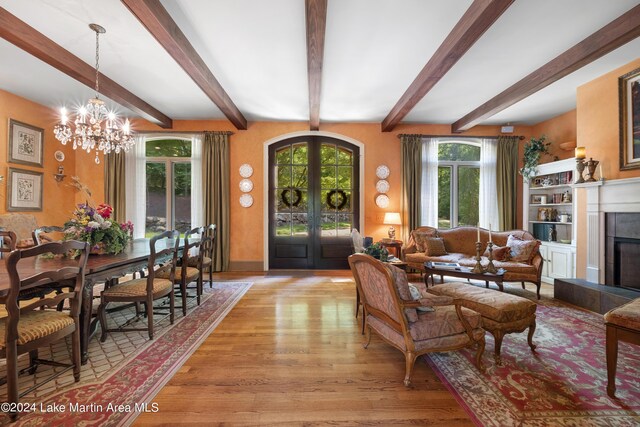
[0,238,184,364]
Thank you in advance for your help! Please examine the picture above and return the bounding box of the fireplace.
[605,213,640,292]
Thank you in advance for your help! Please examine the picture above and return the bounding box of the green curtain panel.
[104,151,126,224]
[400,134,423,242]
[203,131,231,272]
[496,136,519,230]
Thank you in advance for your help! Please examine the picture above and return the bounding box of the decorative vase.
[90,242,108,255]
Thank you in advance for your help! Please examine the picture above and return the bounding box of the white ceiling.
[0,0,639,128]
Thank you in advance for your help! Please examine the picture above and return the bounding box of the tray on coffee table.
[423,261,506,292]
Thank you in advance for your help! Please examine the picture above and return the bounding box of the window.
[437,142,480,228]
[145,139,192,236]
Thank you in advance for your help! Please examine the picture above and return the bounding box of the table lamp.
[383,212,401,239]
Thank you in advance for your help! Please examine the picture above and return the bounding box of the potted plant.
[365,242,389,262]
[519,135,559,182]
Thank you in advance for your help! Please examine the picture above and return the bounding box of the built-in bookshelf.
[522,158,577,283]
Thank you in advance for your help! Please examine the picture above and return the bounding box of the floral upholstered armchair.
[348,253,485,386]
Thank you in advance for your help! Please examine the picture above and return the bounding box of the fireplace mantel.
[577,176,640,282]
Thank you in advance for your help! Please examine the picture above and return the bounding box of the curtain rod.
[138,130,234,135]
[397,134,525,140]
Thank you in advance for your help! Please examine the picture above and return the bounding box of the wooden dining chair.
[97,230,179,341]
[32,226,65,245]
[186,224,216,287]
[158,227,205,316]
[1,240,89,421]
[203,224,217,287]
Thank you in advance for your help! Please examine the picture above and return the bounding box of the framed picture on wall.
[8,119,44,167]
[619,66,640,170]
[7,167,43,211]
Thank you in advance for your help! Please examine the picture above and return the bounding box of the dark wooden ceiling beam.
[0,7,173,128]
[305,0,327,131]
[452,3,640,133]
[381,0,514,132]
[122,0,247,130]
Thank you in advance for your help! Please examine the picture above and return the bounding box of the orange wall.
[574,58,640,278]
[530,109,577,162]
[75,120,513,269]
[0,89,78,226]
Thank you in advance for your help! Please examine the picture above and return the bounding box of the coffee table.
[423,261,506,291]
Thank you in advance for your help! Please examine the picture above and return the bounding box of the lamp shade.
[383,212,401,225]
[575,146,586,159]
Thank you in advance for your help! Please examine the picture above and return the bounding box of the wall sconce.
[54,165,66,182]
[383,212,401,239]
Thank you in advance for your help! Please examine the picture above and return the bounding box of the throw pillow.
[483,244,511,261]
[424,237,448,256]
[411,229,438,252]
[506,235,541,263]
[408,284,435,313]
[385,264,418,322]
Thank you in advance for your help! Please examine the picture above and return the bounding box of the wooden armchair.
[97,230,179,341]
[348,253,485,386]
[1,240,89,421]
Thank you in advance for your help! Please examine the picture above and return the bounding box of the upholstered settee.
[0,213,38,248]
[403,226,544,299]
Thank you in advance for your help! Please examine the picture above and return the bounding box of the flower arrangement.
[364,242,389,262]
[64,203,132,255]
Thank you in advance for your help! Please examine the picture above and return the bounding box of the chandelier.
[54,24,135,164]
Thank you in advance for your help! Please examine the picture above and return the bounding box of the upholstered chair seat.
[0,311,74,346]
[187,256,211,268]
[101,278,173,298]
[157,266,199,282]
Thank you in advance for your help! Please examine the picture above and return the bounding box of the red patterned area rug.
[424,289,640,426]
[1,281,252,427]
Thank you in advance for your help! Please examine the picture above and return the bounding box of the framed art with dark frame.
[7,167,43,212]
[8,119,44,167]
[619,66,640,170]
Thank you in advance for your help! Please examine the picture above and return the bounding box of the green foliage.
[438,143,480,161]
[364,242,389,261]
[519,135,559,181]
[145,139,192,197]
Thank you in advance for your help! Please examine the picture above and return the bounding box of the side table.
[380,238,403,259]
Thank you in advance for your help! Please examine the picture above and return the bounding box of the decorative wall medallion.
[239,179,253,193]
[375,164,390,179]
[239,163,253,178]
[239,194,253,208]
[375,179,389,194]
[54,150,65,162]
[375,194,390,208]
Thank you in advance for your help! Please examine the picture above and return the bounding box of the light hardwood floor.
[136,271,526,426]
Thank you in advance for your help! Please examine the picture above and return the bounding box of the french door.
[268,136,359,269]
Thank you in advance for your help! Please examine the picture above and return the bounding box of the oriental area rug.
[423,285,640,426]
[0,281,252,426]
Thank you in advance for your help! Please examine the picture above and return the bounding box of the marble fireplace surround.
[580,176,640,284]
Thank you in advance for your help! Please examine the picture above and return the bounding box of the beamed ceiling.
[0,0,639,132]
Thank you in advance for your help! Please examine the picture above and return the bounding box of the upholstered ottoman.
[604,298,640,397]
[426,282,537,364]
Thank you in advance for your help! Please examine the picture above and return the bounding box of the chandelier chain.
[95,29,100,96]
